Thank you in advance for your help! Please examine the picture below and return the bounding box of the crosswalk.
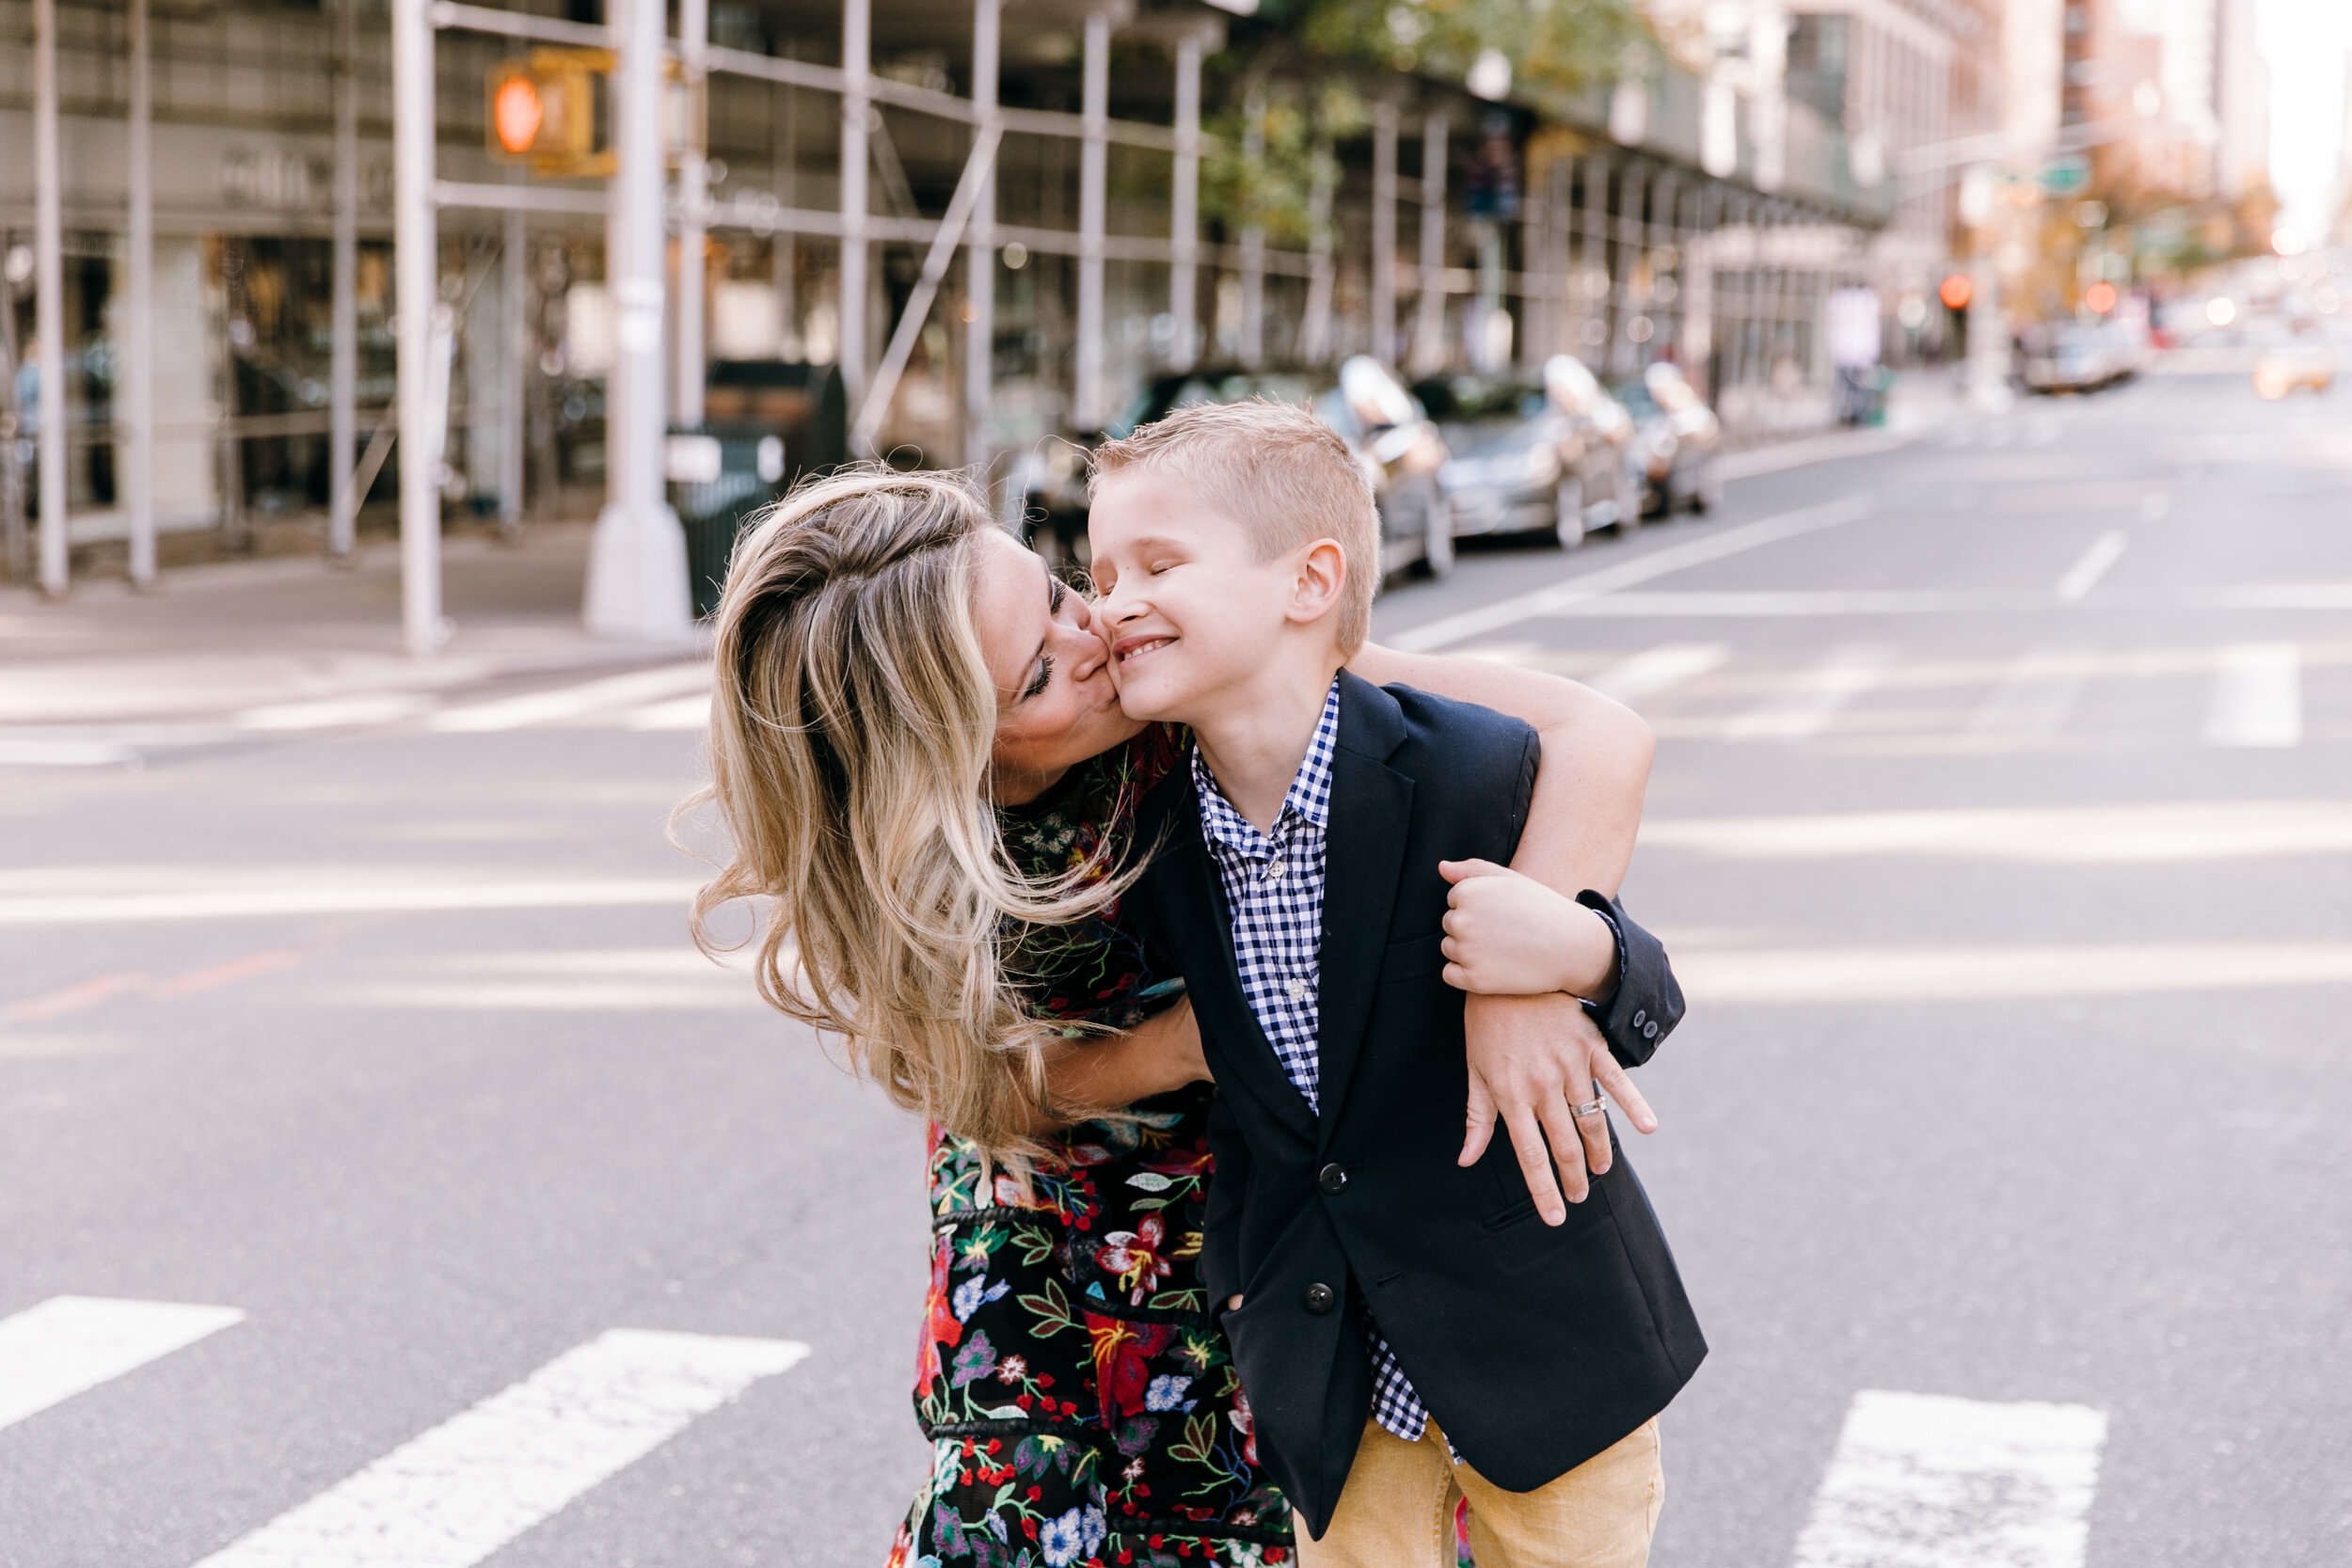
[1,1291,2114,1567]
[1467,639,2337,750]
[0,1295,806,1568]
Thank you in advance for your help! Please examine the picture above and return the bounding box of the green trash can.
[667,423,787,619]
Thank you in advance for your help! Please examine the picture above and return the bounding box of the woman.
[693,467,1662,1567]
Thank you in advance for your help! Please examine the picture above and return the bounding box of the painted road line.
[1789,1390,2106,1568]
[2055,531,2128,604]
[1555,589,2019,618]
[189,1329,809,1568]
[1384,495,1871,652]
[427,665,712,734]
[152,950,306,997]
[1585,644,1730,707]
[1678,941,2352,1005]
[1724,645,1891,741]
[0,877,702,927]
[1638,800,2352,863]
[1968,646,2089,736]
[4,973,148,1022]
[0,1296,245,1433]
[233,695,433,732]
[0,736,142,768]
[2203,642,2301,748]
[623,694,712,732]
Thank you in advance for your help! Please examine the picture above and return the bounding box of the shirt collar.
[1191,673,1343,847]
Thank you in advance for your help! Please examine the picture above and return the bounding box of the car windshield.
[1108,372,1324,439]
[1411,377,1547,421]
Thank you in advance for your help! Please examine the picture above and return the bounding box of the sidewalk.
[0,520,704,729]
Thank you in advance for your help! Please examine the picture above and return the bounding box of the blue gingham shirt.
[1194,674,1434,1445]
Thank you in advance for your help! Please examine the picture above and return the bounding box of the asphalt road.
[3,369,2347,1566]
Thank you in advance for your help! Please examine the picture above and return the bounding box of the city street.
[4,368,2349,1566]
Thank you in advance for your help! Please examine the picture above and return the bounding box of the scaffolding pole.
[675,0,707,427]
[1169,27,1204,372]
[1411,111,1448,376]
[125,0,156,587]
[964,0,999,468]
[837,0,869,401]
[392,0,442,653]
[1073,7,1112,429]
[583,0,690,638]
[330,0,359,559]
[1372,102,1397,368]
[34,0,67,597]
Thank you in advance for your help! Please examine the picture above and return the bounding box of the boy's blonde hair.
[1088,399,1379,653]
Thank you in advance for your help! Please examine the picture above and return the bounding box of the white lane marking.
[0,1296,245,1433]
[1585,643,1730,707]
[1555,589,2006,617]
[427,665,711,733]
[190,1329,808,1568]
[0,877,701,927]
[1639,800,2352,863]
[0,737,142,768]
[1789,1390,2106,1568]
[1383,495,1870,652]
[2137,492,2170,522]
[2055,531,2128,604]
[2203,642,2301,748]
[233,695,433,732]
[623,694,712,732]
[1724,645,1891,741]
[1967,646,2089,736]
[1681,942,2352,1005]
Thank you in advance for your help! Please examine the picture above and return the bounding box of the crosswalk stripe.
[0,877,703,927]
[2204,642,2301,748]
[427,665,711,734]
[0,1296,245,1433]
[1724,644,1890,741]
[1967,646,2088,736]
[1587,643,1729,707]
[1790,1390,2106,1568]
[2055,531,2128,604]
[624,694,712,732]
[189,1329,808,1568]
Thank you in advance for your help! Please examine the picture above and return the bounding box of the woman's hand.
[1031,996,1211,1129]
[1439,859,1618,1000]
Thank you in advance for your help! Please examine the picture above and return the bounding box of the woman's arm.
[1346,641,1663,1227]
[1018,997,1210,1133]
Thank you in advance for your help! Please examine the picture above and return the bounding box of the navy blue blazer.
[1126,671,1705,1537]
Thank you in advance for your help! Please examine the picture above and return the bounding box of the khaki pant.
[1295,1418,1663,1568]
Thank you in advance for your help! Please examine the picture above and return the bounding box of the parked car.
[1615,361,1724,516]
[2252,325,2335,400]
[1412,356,1636,549]
[2020,322,2135,394]
[1016,356,1456,578]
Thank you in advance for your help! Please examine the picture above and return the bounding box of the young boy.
[1087,401,1706,1568]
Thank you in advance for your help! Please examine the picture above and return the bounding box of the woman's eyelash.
[1049,578,1066,614]
[1023,655,1054,701]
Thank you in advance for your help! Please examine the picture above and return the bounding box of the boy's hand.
[1461,992,1658,1224]
[1438,860,1617,1000]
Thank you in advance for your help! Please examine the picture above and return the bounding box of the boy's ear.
[1284,538,1348,628]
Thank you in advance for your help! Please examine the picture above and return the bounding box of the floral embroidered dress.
[886,723,1297,1568]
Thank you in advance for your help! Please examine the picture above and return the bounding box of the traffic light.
[486,50,612,178]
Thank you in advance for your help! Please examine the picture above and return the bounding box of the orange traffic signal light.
[1938,273,1972,310]
[486,51,612,177]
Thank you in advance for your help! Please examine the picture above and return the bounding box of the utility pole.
[391,0,443,653]
[34,0,68,597]
[330,0,359,560]
[126,0,157,587]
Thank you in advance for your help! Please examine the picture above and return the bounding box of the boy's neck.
[1190,656,1345,834]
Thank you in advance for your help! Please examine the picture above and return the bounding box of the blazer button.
[1317,1162,1349,1196]
[1301,1282,1337,1315]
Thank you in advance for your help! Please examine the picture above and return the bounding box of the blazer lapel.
[1136,765,1319,1143]
[1312,673,1413,1149]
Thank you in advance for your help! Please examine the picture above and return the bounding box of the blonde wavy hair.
[688,465,1125,1157]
